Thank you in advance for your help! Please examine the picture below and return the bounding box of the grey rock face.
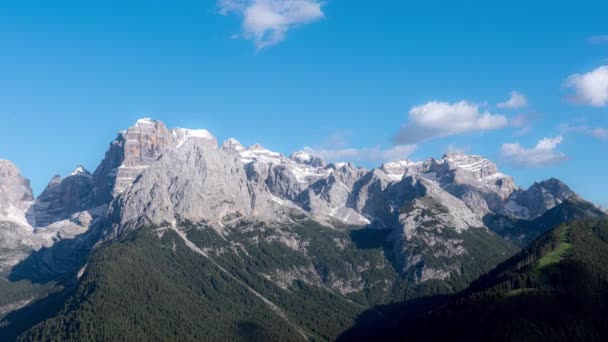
[92,118,176,206]
[112,139,258,230]
[388,176,502,283]
[0,160,34,226]
[290,151,325,167]
[28,166,94,227]
[221,138,245,153]
[240,145,332,201]
[0,161,36,272]
[506,178,576,219]
[378,153,518,217]
[0,161,95,275]
[296,163,370,225]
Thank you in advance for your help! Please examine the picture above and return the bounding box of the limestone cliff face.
[0,160,34,227]
[29,166,94,227]
[92,118,176,206]
[506,178,577,219]
[111,138,259,230]
[0,161,41,273]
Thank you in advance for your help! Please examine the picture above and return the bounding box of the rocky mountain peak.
[380,160,423,181]
[290,151,325,167]
[240,144,283,164]
[91,118,175,205]
[0,159,34,225]
[221,138,245,152]
[506,177,577,219]
[70,165,90,177]
[30,166,96,228]
[112,137,259,230]
[443,153,503,179]
[172,127,217,148]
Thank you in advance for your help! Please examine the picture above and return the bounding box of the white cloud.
[510,112,543,136]
[590,127,608,139]
[394,100,508,144]
[588,35,608,45]
[564,65,608,107]
[303,144,417,163]
[218,0,324,49]
[500,136,567,168]
[497,91,528,109]
[560,123,608,140]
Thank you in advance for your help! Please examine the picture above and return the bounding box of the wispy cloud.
[445,144,471,155]
[564,65,608,107]
[303,144,417,164]
[218,0,325,49]
[394,100,508,144]
[588,35,608,45]
[500,136,567,168]
[560,122,608,140]
[497,91,528,109]
[510,112,541,136]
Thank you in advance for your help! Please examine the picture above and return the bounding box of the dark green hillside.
[19,227,309,341]
[9,218,516,341]
[341,217,608,342]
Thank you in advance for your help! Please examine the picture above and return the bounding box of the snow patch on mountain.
[172,127,217,148]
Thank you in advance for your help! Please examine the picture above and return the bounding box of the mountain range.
[0,118,604,340]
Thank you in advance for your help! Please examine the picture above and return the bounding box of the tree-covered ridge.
[12,217,516,341]
[342,217,608,342]
[20,227,308,341]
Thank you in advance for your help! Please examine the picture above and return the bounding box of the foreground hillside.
[341,216,608,342]
[8,217,514,341]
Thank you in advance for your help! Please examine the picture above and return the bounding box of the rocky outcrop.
[111,138,261,230]
[506,178,577,219]
[379,153,518,217]
[91,118,176,206]
[28,166,94,227]
[0,160,34,227]
[296,163,370,225]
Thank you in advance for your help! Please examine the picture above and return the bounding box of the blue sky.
[0,0,607,207]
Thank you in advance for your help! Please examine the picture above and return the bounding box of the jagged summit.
[221,138,245,152]
[172,127,217,148]
[0,159,34,226]
[136,117,156,124]
[70,165,90,177]
[290,151,325,167]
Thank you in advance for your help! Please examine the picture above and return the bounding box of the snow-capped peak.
[380,160,423,181]
[240,144,283,164]
[70,165,90,177]
[442,153,506,181]
[221,138,245,152]
[136,117,156,125]
[290,151,325,167]
[172,128,217,148]
[290,151,313,164]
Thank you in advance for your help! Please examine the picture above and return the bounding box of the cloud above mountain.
[303,144,417,163]
[218,0,324,49]
[394,101,508,144]
[564,65,608,107]
[500,136,567,168]
[497,91,528,109]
